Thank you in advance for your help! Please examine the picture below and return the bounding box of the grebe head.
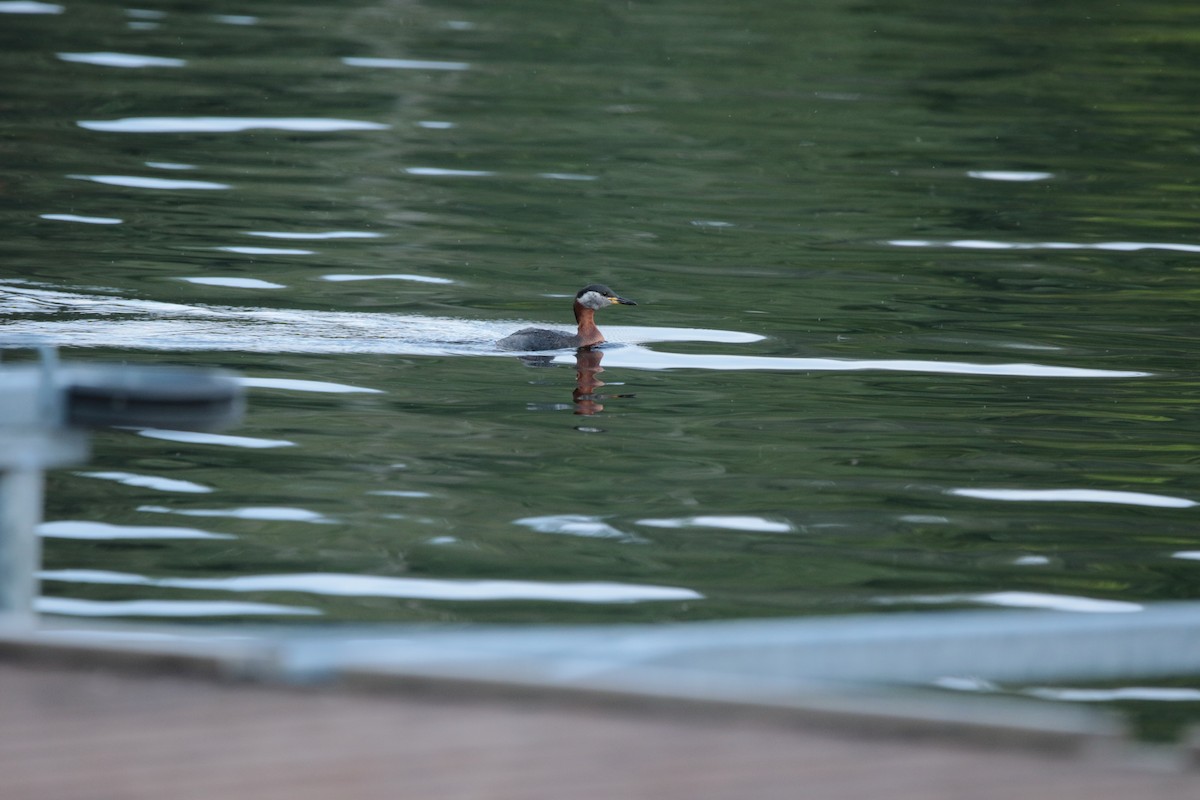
[497,283,637,351]
[576,284,637,310]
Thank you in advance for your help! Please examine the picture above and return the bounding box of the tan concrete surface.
[0,659,1197,800]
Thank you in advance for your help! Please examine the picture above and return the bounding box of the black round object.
[63,365,244,431]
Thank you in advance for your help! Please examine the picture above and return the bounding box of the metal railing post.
[0,431,88,628]
[0,467,46,627]
[0,347,241,629]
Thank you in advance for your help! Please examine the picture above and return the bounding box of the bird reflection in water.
[572,346,608,416]
[517,347,633,417]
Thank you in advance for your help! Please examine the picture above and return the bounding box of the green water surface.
[2,0,1199,654]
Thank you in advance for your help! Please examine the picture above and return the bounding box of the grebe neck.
[573,300,605,346]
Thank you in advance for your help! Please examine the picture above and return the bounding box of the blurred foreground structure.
[2,350,1200,798]
[0,349,243,625]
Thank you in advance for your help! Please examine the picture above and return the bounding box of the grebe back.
[497,284,636,351]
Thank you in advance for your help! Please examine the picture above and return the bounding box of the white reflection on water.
[37,597,319,617]
[636,515,793,533]
[40,213,122,224]
[515,514,644,543]
[877,591,1142,613]
[69,174,230,190]
[342,56,470,71]
[0,1,62,12]
[889,238,1200,253]
[78,117,390,133]
[247,230,382,240]
[213,14,257,25]
[179,276,288,288]
[0,283,1149,378]
[239,377,384,394]
[39,569,702,603]
[539,172,598,181]
[591,344,1147,378]
[137,505,334,523]
[76,470,213,493]
[57,52,187,68]
[1022,686,1200,702]
[321,274,454,284]
[134,428,295,448]
[215,247,313,256]
[966,171,1053,181]
[950,487,1195,508]
[405,166,495,177]
[38,520,233,540]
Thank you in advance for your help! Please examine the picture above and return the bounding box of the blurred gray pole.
[0,467,45,628]
[0,348,242,629]
[0,433,87,628]
[0,349,86,628]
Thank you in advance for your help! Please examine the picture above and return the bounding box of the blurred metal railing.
[0,347,242,626]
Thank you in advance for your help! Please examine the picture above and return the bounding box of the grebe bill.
[497,284,637,351]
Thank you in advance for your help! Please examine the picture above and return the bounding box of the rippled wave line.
[0,284,1148,378]
[591,347,1147,378]
[78,117,390,133]
[37,597,320,617]
[889,238,1200,253]
[40,569,703,604]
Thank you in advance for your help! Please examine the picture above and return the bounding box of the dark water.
[5,0,1200,727]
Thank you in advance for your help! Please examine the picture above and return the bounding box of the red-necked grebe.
[497,284,637,351]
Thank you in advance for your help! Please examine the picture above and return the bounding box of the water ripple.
[877,591,1142,614]
[213,14,257,25]
[636,516,793,533]
[138,505,333,523]
[76,470,213,493]
[889,238,1200,253]
[239,377,384,394]
[342,56,470,71]
[405,166,495,177]
[134,428,296,449]
[38,520,232,540]
[216,247,313,256]
[40,213,122,224]
[179,277,287,289]
[966,170,1053,181]
[949,487,1195,508]
[69,174,230,190]
[78,117,390,133]
[592,345,1147,379]
[57,52,186,68]
[0,284,1148,377]
[539,172,598,181]
[0,1,62,13]
[37,597,319,617]
[320,273,453,284]
[515,514,644,543]
[1023,686,1200,702]
[40,569,702,604]
[247,230,382,240]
